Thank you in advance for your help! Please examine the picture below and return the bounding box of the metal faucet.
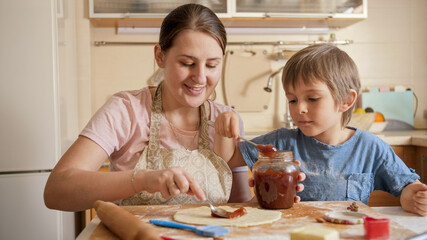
[263,66,295,129]
[284,101,295,129]
[264,66,284,93]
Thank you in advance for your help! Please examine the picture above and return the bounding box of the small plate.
[324,212,367,225]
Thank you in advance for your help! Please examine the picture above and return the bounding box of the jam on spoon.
[256,144,278,158]
[210,206,247,219]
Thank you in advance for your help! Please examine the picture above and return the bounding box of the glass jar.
[253,150,299,209]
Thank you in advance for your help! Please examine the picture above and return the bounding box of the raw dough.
[173,206,281,227]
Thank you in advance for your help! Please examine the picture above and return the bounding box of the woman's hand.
[248,159,306,203]
[134,167,206,201]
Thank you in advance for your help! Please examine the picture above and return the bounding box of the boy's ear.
[339,89,358,112]
[154,44,165,68]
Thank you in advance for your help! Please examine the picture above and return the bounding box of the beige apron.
[120,84,232,205]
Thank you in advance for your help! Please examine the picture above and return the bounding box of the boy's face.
[286,79,345,144]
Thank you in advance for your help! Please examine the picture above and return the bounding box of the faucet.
[264,66,284,93]
[284,101,295,129]
[263,66,295,129]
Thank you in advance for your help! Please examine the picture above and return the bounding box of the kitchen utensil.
[149,219,229,237]
[93,200,161,240]
[208,202,232,218]
[207,120,257,147]
[324,211,367,225]
[363,216,389,239]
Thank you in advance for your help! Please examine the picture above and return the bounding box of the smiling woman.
[44,3,251,212]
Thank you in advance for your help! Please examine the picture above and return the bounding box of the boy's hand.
[214,111,241,140]
[248,160,306,204]
[400,180,427,216]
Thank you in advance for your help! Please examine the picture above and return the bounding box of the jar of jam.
[253,150,299,209]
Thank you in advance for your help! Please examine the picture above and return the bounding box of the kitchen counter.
[246,130,427,147]
[375,130,427,147]
[77,201,427,240]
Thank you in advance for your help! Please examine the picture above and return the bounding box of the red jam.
[253,151,299,209]
[211,207,247,219]
[227,207,247,219]
[256,144,278,158]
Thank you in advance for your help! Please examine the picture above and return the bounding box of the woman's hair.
[159,3,227,55]
[282,44,361,126]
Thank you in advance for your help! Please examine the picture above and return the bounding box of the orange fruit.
[374,112,385,122]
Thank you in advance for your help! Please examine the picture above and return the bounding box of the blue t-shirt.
[239,127,419,205]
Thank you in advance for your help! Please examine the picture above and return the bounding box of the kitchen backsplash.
[81,0,427,131]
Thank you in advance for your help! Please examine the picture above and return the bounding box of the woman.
[44,3,251,212]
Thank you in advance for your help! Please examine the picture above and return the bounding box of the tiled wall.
[78,0,427,131]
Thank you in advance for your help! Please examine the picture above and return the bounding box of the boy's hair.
[281,44,361,127]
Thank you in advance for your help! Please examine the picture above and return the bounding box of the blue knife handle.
[149,219,196,231]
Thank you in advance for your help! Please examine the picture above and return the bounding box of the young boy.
[215,44,427,216]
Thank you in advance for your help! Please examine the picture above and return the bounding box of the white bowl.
[369,122,388,133]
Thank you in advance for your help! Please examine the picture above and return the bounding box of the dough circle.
[173,206,282,227]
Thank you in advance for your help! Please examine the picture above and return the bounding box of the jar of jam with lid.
[253,150,299,209]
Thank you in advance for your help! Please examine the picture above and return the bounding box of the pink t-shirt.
[80,87,244,171]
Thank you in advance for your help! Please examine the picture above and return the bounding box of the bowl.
[349,113,377,131]
[368,122,388,133]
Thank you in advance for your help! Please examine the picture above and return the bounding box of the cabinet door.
[0,0,59,171]
[89,0,367,28]
[416,147,427,184]
[90,0,229,18]
[0,173,60,239]
[234,0,366,17]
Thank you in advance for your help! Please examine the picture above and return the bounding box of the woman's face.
[156,30,223,109]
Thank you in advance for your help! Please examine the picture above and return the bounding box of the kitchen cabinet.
[0,0,77,239]
[89,0,367,28]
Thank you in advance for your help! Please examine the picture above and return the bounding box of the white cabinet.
[0,0,77,239]
[0,174,61,240]
[89,0,367,28]
[90,0,230,17]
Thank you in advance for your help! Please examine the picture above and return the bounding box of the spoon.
[208,202,231,218]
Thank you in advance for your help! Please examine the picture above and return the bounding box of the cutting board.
[88,201,415,240]
[223,49,272,112]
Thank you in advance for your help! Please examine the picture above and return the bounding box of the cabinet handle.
[421,155,426,183]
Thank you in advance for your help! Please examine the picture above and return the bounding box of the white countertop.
[245,130,427,147]
[375,130,427,147]
[372,206,427,234]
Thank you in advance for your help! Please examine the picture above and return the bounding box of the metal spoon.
[207,120,258,147]
[208,202,231,218]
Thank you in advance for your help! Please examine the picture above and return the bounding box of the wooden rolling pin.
[93,200,161,240]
